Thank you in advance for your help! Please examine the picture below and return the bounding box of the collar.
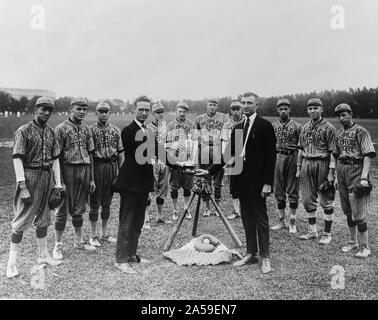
[175,118,186,124]
[97,121,109,128]
[310,117,323,126]
[343,122,356,132]
[248,113,257,122]
[33,119,46,129]
[279,118,291,125]
[68,117,83,128]
[134,118,146,129]
[206,112,217,119]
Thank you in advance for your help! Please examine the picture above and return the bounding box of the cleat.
[299,231,319,240]
[114,262,137,274]
[203,208,212,217]
[52,243,63,260]
[227,211,240,220]
[319,233,332,245]
[6,264,19,279]
[355,247,371,259]
[100,235,117,244]
[172,211,179,221]
[341,241,358,252]
[288,220,297,234]
[74,242,97,251]
[185,212,192,220]
[37,255,62,267]
[270,220,288,231]
[89,236,102,247]
[261,258,272,274]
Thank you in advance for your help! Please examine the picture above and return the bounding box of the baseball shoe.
[156,218,173,224]
[261,258,272,274]
[142,223,151,230]
[185,212,192,219]
[270,219,288,231]
[37,255,62,266]
[114,262,137,274]
[341,241,358,252]
[319,232,332,245]
[355,247,371,258]
[89,236,102,247]
[227,211,240,220]
[299,231,319,240]
[203,208,212,217]
[100,235,117,244]
[288,219,297,234]
[52,243,64,260]
[74,242,97,251]
[233,254,258,266]
[6,264,19,279]
[172,211,179,221]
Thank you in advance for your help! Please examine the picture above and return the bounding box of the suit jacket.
[208,114,276,197]
[113,120,176,194]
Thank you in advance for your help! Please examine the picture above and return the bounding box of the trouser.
[239,192,270,258]
[116,191,148,263]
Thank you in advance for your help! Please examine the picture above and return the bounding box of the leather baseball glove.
[353,178,373,198]
[48,187,65,210]
[319,180,336,200]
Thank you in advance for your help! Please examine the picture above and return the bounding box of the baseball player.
[88,102,124,246]
[143,102,172,228]
[166,101,198,220]
[333,103,376,258]
[195,97,228,216]
[271,99,302,234]
[6,97,62,278]
[53,97,97,259]
[296,98,337,244]
[222,101,245,220]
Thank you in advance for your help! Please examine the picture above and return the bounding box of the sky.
[0,0,377,101]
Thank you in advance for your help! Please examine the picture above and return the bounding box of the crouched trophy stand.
[163,167,243,251]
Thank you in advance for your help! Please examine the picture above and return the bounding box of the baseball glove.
[319,180,336,200]
[48,187,65,210]
[353,178,373,198]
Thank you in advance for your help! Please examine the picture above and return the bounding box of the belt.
[277,149,296,155]
[94,157,117,163]
[339,158,363,165]
[304,156,330,161]
[24,166,51,171]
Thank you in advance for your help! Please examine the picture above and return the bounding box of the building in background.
[0,87,56,100]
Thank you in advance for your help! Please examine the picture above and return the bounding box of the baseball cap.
[152,103,164,113]
[277,98,291,108]
[35,96,54,108]
[71,97,88,107]
[307,98,323,107]
[96,102,110,112]
[207,97,219,104]
[176,101,189,110]
[230,101,242,109]
[334,103,352,115]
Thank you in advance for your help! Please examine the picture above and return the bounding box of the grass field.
[0,114,377,300]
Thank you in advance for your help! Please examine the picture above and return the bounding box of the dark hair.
[134,95,151,106]
[242,92,259,99]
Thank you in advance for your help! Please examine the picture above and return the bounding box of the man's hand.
[19,181,31,204]
[195,169,209,176]
[261,184,272,199]
[295,165,301,179]
[89,180,96,194]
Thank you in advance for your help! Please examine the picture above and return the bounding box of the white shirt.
[134,118,146,134]
[241,113,257,159]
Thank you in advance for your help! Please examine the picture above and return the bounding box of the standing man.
[197,92,276,274]
[53,97,97,260]
[112,96,178,274]
[296,98,337,244]
[333,103,375,258]
[271,99,302,234]
[195,97,228,217]
[6,97,62,278]
[166,101,197,221]
[222,100,244,220]
[88,102,124,246]
[143,102,172,228]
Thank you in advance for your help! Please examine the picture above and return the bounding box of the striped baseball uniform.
[334,123,376,222]
[12,120,60,234]
[273,119,302,209]
[89,121,123,222]
[195,112,228,201]
[166,119,196,192]
[55,118,94,230]
[299,118,336,214]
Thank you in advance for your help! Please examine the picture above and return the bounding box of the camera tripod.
[163,177,243,251]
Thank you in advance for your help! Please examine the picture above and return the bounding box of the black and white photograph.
[0,0,377,306]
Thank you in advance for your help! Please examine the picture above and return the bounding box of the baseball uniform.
[89,121,123,222]
[55,118,94,230]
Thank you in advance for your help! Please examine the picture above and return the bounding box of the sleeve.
[262,122,277,186]
[326,124,337,153]
[358,128,376,158]
[297,126,305,150]
[55,126,65,156]
[86,127,95,153]
[332,132,340,158]
[116,127,124,153]
[12,128,27,159]
[52,131,61,159]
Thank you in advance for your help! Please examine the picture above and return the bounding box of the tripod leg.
[163,193,197,251]
[209,195,243,247]
[191,194,201,236]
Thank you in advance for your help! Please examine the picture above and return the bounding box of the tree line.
[1,86,377,118]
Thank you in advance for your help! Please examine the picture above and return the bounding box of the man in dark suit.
[112,95,177,274]
[196,92,276,273]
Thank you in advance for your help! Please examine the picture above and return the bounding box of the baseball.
[203,239,210,244]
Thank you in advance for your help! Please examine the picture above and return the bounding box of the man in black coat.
[196,92,276,273]
[112,95,177,274]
